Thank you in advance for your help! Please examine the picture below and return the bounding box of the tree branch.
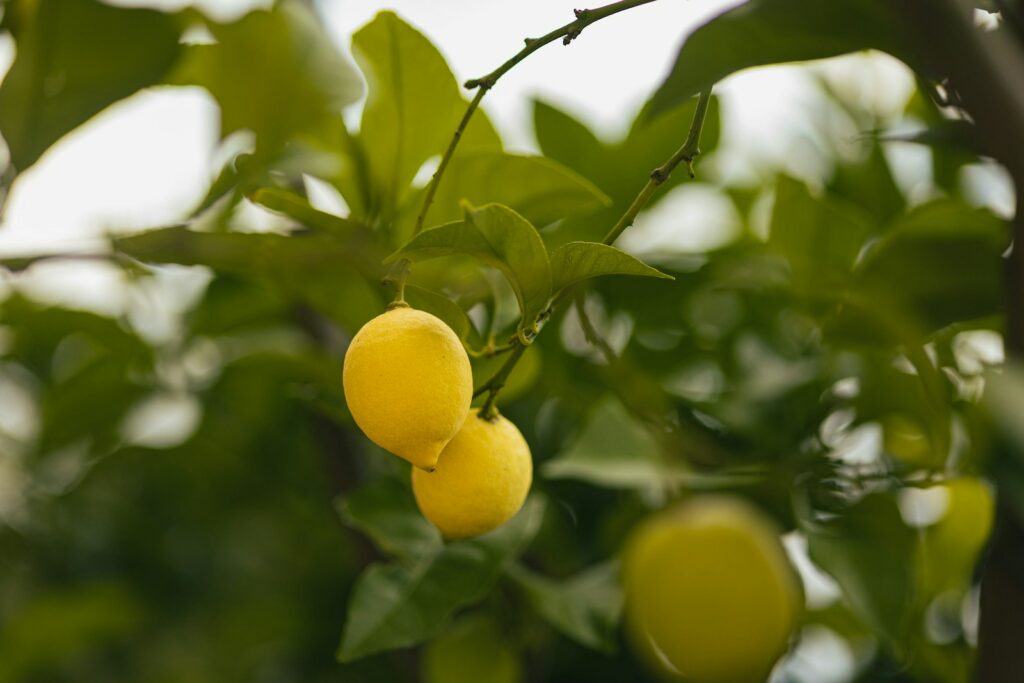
[476,88,713,418]
[412,0,660,238]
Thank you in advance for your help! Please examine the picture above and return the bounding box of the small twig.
[477,343,528,418]
[463,0,659,91]
[574,292,617,364]
[413,87,489,238]
[602,88,711,246]
[466,338,518,359]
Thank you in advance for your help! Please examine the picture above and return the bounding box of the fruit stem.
[477,343,528,420]
[473,87,713,412]
[383,258,411,308]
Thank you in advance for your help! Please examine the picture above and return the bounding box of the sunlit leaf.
[169,1,362,154]
[351,11,501,214]
[250,187,365,236]
[410,152,610,234]
[0,0,183,172]
[550,242,672,294]
[390,204,553,333]
[115,226,381,281]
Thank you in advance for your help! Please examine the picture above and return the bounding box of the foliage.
[0,1,1018,682]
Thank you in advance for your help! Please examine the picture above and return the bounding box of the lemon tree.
[1,1,1023,682]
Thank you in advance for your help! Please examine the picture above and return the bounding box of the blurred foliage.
[0,1,1018,682]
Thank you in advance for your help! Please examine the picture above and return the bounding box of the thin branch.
[574,291,617,364]
[463,0,660,91]
[466,338,518,359]
[477,88,714,417]
[602,88,711,246]
[412,0,659,239]
[413,88,488,237]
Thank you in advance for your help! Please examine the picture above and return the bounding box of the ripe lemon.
[412,409,532,540]
[623,496,801,683]
[343,306,472,470]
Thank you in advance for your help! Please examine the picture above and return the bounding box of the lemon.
[623,496,801,683]
[422,616,522,683]
[412,409,532,540]
[343,306,472,470]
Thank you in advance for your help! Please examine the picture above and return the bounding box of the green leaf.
[390,204,553,333]
[550,242,672,294]
[533,94,721,247]
[337,478,441,561]
[249,187,365,237]
[410,152,610,233]
[768,175,873,296]
[352,11,501,213]
[532,101,604,173]
[804,492,916,644]
[404,285,476,343]
[337,497,544,661]
[543,398,682,491]
[508,561,623,654]
[837,199,1008,342]
[829,143,906,227]
[114,226,383,281]
[647,0,909,117]
[169,1,362,155]
[0,0,183,172]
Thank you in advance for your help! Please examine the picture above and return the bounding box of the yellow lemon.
[623,496,801,683]
[412,409,532,540]
[343,306,472,470]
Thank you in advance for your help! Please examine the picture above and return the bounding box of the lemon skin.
[623,496,801,683]
[343,306,472,470]
[412,409,532,540]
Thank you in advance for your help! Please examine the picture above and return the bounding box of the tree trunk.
[893,2,1024,680]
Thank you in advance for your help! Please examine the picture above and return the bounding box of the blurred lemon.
[917,477,994,595]
[422,616,521,683]
[343,306,472,470]
[623,496,801,683]
[882,414,933,465]
[412,409,532,540]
